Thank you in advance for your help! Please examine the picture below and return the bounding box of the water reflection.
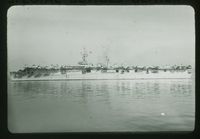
[8,79,194,132]
[170,81,192,98]
[8,79,193,102]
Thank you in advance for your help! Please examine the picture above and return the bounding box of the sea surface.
[8,79,195,133]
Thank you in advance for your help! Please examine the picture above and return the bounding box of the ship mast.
[105,55,109,68]
[81,48,88,65]
[78,48,91,66]
[103,47,109,68]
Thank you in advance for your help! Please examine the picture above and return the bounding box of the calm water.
[8,79,195,133]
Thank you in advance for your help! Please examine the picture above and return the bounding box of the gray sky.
[7,5,195,71]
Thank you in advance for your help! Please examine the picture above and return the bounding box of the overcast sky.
[7,5,195,71]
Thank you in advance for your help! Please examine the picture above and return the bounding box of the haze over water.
[8,79,194,132]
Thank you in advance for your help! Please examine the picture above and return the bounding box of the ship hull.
[9,70,192,81]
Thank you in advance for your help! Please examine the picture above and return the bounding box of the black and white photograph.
[7,5,195,133]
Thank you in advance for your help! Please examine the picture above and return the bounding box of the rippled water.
[8,79,195,133]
